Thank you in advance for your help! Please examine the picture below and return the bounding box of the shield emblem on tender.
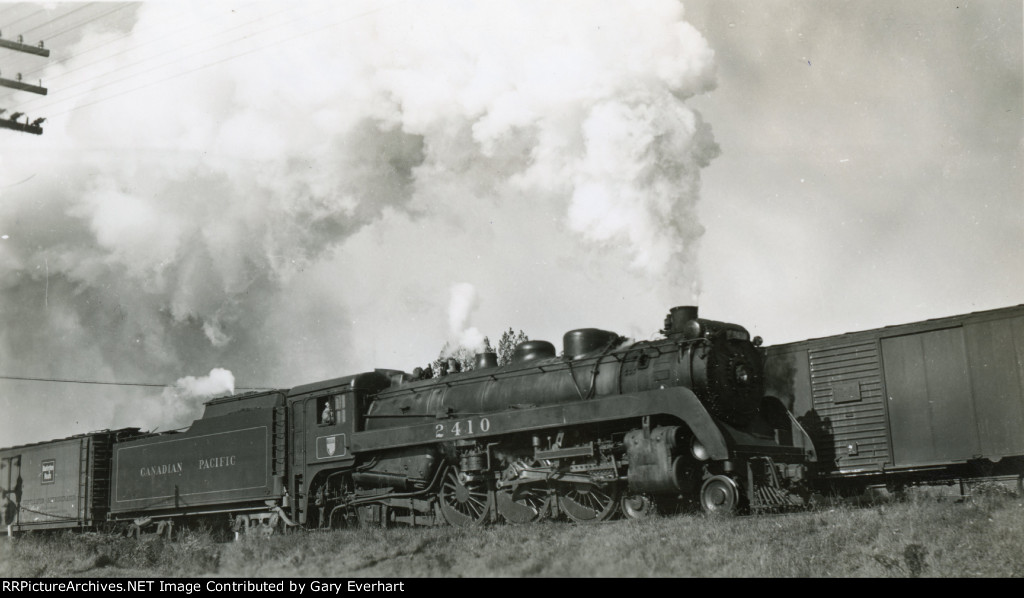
[326,436,336,456]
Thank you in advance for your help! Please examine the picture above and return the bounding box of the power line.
[14,1,403,118]
[0,5,23,20]
[12,2,344,115]
[20,2,96,35]
[14,6,195,82]
[34,3,131,40]
[18,3,289,86]
[2,7,46,29]
[0,374,273,391]
[7,3,310,113]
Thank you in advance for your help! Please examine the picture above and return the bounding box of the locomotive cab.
[286,371,395,526]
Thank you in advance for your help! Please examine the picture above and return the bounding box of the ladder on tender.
[77,438,89,526]
[90,435,113,524]
[272,406,287,478]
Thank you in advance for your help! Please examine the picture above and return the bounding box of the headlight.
[735,364,751,385]
[691,437,710,461]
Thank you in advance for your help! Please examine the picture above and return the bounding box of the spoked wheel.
[620,493,657,519]
[557,482,620,522]
[700,475,741,515]
[496,485,548,524]
[438,466,493,527]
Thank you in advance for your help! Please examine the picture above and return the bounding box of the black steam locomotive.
[1,306,816,536]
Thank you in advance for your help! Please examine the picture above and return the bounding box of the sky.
[0,1,1021,447]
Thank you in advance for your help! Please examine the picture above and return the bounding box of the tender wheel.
[620,494,657,519]
[438,466,493,527]
[700,475,740,515]
[496,486,547,524]
[557,483,620,522]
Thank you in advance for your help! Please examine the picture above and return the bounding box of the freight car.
[0,429,140,534]
[763,305,1024,495]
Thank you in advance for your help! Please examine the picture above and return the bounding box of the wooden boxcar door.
[881,327,981,467]
[1,456,20,527]
[1,456,11,527]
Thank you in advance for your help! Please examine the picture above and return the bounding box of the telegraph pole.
[0,29,49,135]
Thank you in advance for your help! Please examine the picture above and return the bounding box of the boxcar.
[109,390,288,526]
[1,429,139,533]
[763,304,1024,491]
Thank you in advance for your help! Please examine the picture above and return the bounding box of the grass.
[2,490,1022,578]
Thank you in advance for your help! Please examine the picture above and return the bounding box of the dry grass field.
[2,487,1022,578]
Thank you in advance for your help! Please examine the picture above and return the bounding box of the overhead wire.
[0,4,24,20]
[0,3,104,105]
[20,2,96,35]
[0,3,254,109]
[8,1,344,115]
[17,2,293,88]
[31,3,133,40]
[16,6,197,82]
[14,1,404,119]
[1,7,46,29]
[0,374,274,391]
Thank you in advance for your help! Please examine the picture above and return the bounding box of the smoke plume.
[154,368,236,432]
[448,282,485,352]
[0,1,718,446]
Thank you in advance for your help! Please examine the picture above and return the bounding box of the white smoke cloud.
[448,282,485,351]
[151,368,236,431]
[0,0,719,446]
[569,93,716,285]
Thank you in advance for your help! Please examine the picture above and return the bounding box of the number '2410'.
[435,417,491,439]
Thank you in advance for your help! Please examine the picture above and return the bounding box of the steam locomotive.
[1,305,817,535]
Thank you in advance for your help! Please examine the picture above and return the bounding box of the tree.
[432,342,477,375]
[428,330,529,377]
[496,328,529,366]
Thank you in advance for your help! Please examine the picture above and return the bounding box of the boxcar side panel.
[964,314,1024,457]
[765,340,894,475]
[0,438,87,531]
[807,341,891,473]
[881,327,981,467]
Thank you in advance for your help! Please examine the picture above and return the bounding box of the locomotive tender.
[1,305,816,535]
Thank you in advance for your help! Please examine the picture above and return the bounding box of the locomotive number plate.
[434,417,491,439]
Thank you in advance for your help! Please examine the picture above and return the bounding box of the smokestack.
[662,305,699,336]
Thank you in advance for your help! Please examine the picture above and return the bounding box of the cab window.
[318,395,346,425]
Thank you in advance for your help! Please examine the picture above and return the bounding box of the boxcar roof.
[0,427,140,453]
[765,304,1024,351]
